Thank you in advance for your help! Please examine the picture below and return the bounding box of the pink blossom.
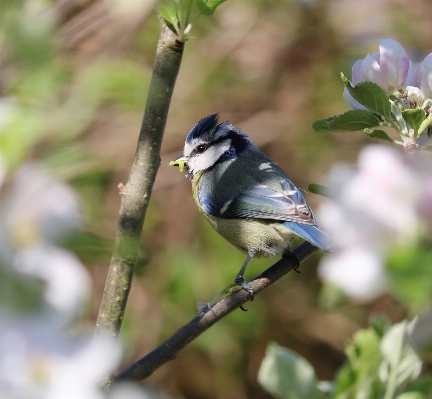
[317,145,432,299]
[412,53,432,101]
[379,39,413,90]
[344,39,415,110]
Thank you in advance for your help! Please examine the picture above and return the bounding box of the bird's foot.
[234,276,254,301]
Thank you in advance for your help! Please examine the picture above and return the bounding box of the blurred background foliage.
[1,0,432,398]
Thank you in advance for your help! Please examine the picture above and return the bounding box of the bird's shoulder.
[203,149,286,186]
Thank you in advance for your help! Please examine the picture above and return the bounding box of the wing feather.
[200,180,317,225]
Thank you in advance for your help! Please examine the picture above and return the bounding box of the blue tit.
[170,114,332,297]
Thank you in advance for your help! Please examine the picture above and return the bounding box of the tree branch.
[113,241,318,382]
[95,17,184,339]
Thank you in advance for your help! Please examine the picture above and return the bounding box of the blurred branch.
[113,242,318,382]
[94,16,184,340]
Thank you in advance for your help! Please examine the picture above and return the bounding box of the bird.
[170,114,332,299]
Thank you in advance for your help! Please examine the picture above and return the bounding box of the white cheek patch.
[188,139,232,174]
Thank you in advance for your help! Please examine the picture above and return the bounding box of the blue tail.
[283,222,333,252]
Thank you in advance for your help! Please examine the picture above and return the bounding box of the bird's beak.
[169,155,188,172]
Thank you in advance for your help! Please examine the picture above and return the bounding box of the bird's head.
[170,114,251,179]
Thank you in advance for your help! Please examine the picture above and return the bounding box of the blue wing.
[223,180,316,224]
[198,179,333,252]
[282,222,333,252]
[200,180,314,222]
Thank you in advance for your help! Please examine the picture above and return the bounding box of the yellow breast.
[192,172,294,258]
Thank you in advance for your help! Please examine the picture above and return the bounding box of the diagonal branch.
[95,17,184,340]
[113,241,318,382]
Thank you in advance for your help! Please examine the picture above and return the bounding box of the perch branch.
[113,241,318,382]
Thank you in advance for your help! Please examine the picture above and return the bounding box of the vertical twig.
[95,17,184,339]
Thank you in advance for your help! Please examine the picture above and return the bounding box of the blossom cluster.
[344,38,432,111]
[317,145,432,299]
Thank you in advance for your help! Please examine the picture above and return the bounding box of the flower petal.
[405,59,415,86]
[361,53,385,89]
[318,247,387,298]
[379,38,410,89]
[420,53,432,99]
[351,59,363,85]
[412,63,424,89]
[371,52,380,63]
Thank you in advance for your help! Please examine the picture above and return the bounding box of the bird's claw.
[234,277,254,301]
[283,250,301,273]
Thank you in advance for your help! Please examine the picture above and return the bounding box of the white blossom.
[344,39,415,110]
[318,145,432,299]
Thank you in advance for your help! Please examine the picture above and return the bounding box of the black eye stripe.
[192,134,232,154]
[191,131,247,157]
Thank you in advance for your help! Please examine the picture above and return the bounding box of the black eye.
[196,144,207,154]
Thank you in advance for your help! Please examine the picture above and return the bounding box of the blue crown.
[186,114,220,142]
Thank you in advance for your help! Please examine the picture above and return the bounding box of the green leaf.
[342,73,392,120]
[387,245,432,311]
[312,110,382,132]
[258,342,325,399]
[371,316,390,338]
[402,109,426,132]
[333,328,384,397]
[312,118,334,132]
[195,0,227,16]
[364,129,394,142]
[418,115,432,136]
[178,0,192,32]
[379,321,422,386]
[404,376,432,398]
[396,393,427,399]
[158,1,179,31]
[308,183,330,198]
